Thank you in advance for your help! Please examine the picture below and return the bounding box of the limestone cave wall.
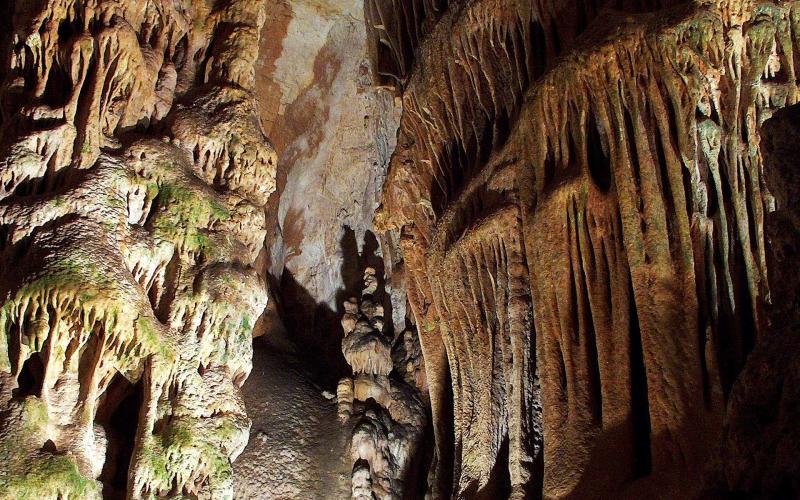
[0,0,798,499]
[376,0,800,498]
[0,0,274,497]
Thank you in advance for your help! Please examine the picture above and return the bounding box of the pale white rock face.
[224,4,408,495]
[255,0,405,377]
[270,0,364,117]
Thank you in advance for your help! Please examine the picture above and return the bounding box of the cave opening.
[13,352,44,399]
[96,373,144,499]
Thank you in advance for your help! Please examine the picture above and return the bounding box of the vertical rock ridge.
[338,268,427,500]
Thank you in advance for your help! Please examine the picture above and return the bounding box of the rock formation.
[703,101,800,499]
[1,0,800,499]
[375,0,800,498]
[337,268,426,500]
[258,0,405,383]
[0,0,274,497]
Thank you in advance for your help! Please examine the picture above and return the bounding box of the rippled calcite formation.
[337,268,426,500]
[0,0,275,497]
[376,0,800,498]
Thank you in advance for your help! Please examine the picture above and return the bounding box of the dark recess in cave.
[97,375,144,499]
[13,352,44,399]
[277,226,390,388]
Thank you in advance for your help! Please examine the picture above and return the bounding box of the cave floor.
[234,339,351,499]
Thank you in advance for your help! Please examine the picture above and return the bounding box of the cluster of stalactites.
[375,0,678,234]
[365,0,450,88]
[378,0,800,498]
[0,0,275,498]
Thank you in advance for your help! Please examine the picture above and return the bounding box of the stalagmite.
[338,268,426,500]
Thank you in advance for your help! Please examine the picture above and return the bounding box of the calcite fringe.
[377,0,800,497]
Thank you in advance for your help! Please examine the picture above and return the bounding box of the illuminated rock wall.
[377,1,800,497]
[0,0,274,497]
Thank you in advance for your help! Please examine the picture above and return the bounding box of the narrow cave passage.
[97,376,144,499]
